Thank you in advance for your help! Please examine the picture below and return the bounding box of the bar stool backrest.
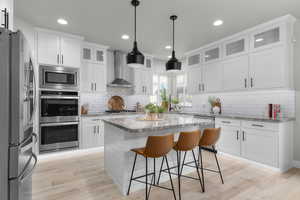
[199,128,221,146]
[175,130,202,151]
[144,134,174,158]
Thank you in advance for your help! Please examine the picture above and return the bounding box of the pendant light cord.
[172,18,175,56]
[134,4,137,43]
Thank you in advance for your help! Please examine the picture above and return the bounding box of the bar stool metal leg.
[199,146,205,192]
[145,157,148,200]
[127,153,137,195]
[157,157,165,185]
[192,150,204,192]
[176,151,182,200]
[165,156,177,200]
[213,145,224,184]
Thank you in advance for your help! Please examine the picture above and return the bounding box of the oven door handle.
[40,96,79,99]
[40,122,79,127]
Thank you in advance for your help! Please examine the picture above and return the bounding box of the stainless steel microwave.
[39,65,79,91]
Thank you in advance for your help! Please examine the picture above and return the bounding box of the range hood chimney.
[108,50,133,88]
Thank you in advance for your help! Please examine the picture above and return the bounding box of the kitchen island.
[103,114,214,195]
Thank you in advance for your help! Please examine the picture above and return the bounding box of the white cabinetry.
[81,117,104,149]
[249,46,286,89]
[215,118,292,171]
[0,0,13,30]
[81,43,108,93]
[37,29,83,68]
[202,62,223,92]
[222,55,249,91]
[186,67,203,94]
[134,69,153,95]
[184,15,295,93]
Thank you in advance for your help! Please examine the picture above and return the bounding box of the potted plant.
[157,106,167,119]
[145,103,158,120]
[160,88,169,111]
[171,98,180,112]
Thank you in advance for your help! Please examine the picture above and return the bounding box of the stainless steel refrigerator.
[0,28,37,200]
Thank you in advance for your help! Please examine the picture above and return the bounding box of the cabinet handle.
[202,84,205,92]
[236,131,239,140]
[1,8,7,28]
[244,78,247,88]
[97,126,100,134]
[251,78,253,88]
[5,10,8,29]
[61,54,64,64]
[91,83,93,91]
[252,124,264,128]
[57,54,59,64]
[198,84,201,91]
[221,121,231,124]
[93,126,96,134]
[95,83,97,91]
[242,131,245,141]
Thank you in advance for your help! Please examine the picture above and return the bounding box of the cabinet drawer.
[82,117,103,124]
[215,118,241,127]
[241,121,278,131]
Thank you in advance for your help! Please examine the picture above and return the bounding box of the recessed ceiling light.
[121,34,130,40]
[213,19,223,26]
[255,38,264,42]
[165,45,172,50]
[57,18,68,25]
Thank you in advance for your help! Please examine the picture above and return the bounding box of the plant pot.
[146,112,158,120]
[161,101,169,111]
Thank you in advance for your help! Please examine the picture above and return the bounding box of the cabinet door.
[204,47,220,63]
[187,67,202,95]
[60,36,81,68]
[216,125,241,156]
[37,31,60,65]
[224,37,248,58]
[95,48,106,64]
[82,47,93,62]
[81,63,94,92]
[144,71,153,95]
[202,62,223,92]
[241,129,278,167]
[93,64,107,93]
[251,26,282,50]
[134,69,144,95]
[81,122,97,149]
[223,55,249,91]
[187,53,201,67]
[249,46,285,89]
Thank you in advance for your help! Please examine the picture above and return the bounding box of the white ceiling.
[15,0,300,59]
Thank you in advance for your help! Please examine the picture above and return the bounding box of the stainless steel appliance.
[40,91,79,123]
[39,65,79,91]
[0,28,37,200]
[39,121,79,152]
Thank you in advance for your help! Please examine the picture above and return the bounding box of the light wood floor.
[33,150,300,200]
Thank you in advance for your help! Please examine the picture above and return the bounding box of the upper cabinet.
[223,36,248,58]
[0,0,13,30]
[204,46,221,63]
[82,43,108,65]
[144,56,153,69]
[250,23,286,51]
[187,52,201,68]
[37,29,83,68]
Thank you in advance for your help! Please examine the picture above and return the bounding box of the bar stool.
[198,128,224,192]
[127,134,177,200]
[157,130,204,200]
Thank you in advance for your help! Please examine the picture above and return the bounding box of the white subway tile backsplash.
[186,90,295,118]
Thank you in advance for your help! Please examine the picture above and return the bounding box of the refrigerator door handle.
[19,153,37,183]
[32,132,38,144]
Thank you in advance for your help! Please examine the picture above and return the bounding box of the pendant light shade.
[166,15,181,72]
[127,0,145,68]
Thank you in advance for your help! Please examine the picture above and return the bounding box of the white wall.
[294,20,300,162]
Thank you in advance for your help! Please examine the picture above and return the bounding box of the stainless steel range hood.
[107,50,133,88]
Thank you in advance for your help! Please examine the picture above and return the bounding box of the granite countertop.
[81,111,295,123]
[176,112,295,123]
[102,115,214,133]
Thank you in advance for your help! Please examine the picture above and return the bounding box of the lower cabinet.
[81,117,104,149]
[215,118,292,171]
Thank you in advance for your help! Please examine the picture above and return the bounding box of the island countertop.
[102,114,214,133]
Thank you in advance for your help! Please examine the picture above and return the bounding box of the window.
[150,74,169,104]
[175,73,192,107]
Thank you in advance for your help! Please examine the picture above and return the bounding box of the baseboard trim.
[292,160,300,168]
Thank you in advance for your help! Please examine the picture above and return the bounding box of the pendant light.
[166,15,181,71]
[127,0,145,68]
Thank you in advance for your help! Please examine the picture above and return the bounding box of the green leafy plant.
[157,106,167,113]
[171,98,179,105]
[160,88,168,102]
[145,103,158,113]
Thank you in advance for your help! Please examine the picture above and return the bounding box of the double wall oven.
[39,65,80,152]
